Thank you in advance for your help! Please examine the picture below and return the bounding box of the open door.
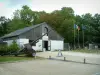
[43,41,48,51]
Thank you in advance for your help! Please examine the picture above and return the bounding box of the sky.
[0,0,100,18]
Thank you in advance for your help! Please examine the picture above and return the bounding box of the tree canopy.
[0,5,100,46]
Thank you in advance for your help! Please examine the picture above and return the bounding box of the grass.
[0,55,44,63]
[72,49,100,54]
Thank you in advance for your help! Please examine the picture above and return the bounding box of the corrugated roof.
[1,22,45,39]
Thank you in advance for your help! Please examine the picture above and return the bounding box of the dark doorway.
[43,41,48,51]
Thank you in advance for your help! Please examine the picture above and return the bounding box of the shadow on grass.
[48,58,100,65]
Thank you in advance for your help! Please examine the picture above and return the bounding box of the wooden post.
[84,58,86,64]
[64,57,66,61]
[49,56,51,59]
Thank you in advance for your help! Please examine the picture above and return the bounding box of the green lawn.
[72,49,100,54]
[0,56,44,62]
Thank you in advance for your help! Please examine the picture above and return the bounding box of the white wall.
[32,35,48,51]
[42,35,48,41]
[17,39,29,48]
[51,40,64,51]
[4,38,42,51]
[32,40,42,51]
[4,40,14,46]
[4,38,29,48]
[4,38,64,51]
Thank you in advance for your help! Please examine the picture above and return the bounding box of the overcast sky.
[0,0,100,18]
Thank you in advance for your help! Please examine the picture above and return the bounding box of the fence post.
[84,58,86,64]
[49,55,51,59]
[64,57,66,61]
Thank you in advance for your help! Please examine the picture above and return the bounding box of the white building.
[1,22,64,51]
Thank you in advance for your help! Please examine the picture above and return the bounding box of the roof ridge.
[1,22,46,39]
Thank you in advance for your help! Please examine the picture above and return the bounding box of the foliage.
[75,13,100,44]
[8,40,20,53]
[8,5,36,32]
[36,7,75,43]
[0,16,10,37]
[0,41,19,55]
[0,45,8,55]
[0,5,100,46]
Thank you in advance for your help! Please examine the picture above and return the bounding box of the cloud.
[0,0,32,18]
[7,0,31,6]
[0,0,100,18]
[30,0,100,15]
[0,1,22,18]
[0,2,12,18]
[31,0,100,15]
[0,2,3,6]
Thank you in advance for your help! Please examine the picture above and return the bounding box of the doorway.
[43,41,48,51]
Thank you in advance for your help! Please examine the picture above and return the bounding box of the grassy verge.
[0,56,44,63]
[72,49,100,54]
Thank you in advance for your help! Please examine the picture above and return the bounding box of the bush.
[0,40,20,55]
[8,40,20,53]
[0,45,8,55]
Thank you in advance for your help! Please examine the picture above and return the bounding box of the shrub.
[0,40,20,55]
[0,45,8,55]
[8,40,20,53]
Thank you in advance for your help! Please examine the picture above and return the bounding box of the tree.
[8,5,37,32]
[20,5,35,25]
[1,5,100,46]
[36,7,75,43]
[13,10,21,19]
[60,19,74,43]
[0,16,10,36]
[75,13,100,44]
[8,40,20,52]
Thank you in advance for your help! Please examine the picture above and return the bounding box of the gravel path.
[37,51,100,64]
[0,59,100,75]
[37,51,100,58]
[0,51,100,75]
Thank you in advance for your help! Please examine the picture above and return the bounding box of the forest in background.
[0,5,100,46]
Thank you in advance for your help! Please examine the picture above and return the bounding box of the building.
[1,22,64,51]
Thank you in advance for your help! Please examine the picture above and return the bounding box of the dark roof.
[1,22,45,39]
[1,22,64,40]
